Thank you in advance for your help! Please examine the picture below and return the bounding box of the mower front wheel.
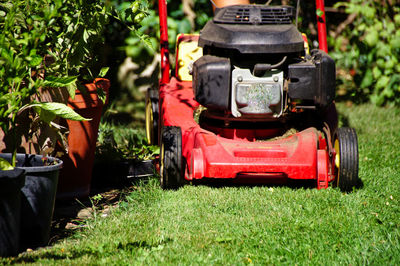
[333,127,359,192]
[160,126,186,189]
[145,88,159,145]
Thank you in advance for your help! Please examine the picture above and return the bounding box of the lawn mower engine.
[193,5,335,122]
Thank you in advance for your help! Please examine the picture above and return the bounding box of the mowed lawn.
[4,103,400,265]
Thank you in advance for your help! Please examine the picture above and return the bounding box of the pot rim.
[0,153,63,173]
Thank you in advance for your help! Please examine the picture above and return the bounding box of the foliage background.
[330,0,400,106]
[105,0,400,119]
[98,0,400,160]
[2,0,396,161]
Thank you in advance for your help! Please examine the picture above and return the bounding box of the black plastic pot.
[0,154,62,251]
[126,160,155,179]
[92,159,155,188]
[0,168,25,257]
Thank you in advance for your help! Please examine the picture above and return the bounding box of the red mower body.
[151,0,359,191]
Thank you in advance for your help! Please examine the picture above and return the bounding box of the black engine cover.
[288,50,336,107]
[198,5,304,54]
[192,55,231,110]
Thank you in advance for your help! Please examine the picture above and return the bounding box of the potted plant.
[42,0,113,200]
[0,0,100,253]
[0,0,151,252]
[47,0,151,199]
[0,0,128,201]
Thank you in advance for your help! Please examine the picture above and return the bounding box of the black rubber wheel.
[145,88,159,145]
[333,127,359,192]
[160,126,186,189]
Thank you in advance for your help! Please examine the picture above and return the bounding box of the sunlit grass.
[3,103,399,265]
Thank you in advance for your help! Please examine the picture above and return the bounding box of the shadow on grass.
[191,172,364,192]
[338,112,350,128]
[192,177,317,190]
[47,168,141,252]
[191,174,364,193]
[11,245,109,264]
[12,238,173,264]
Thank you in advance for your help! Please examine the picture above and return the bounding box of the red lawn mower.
[146,0,359,191]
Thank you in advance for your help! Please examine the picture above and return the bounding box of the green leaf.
[44,76,78,88]
[35,107,57,123]
[83,29,89,42]
[376,59,386,68]
[395,14,400,26]
[370,94,385,106]
[134,12,146,24]
[383,87,394,98]
[316,9,324,17]
[32,102,91,122]
[372,66,382,79]
[387,22,395,34]
[360,69,373,88]
[390,36,400,49]
[385,59,395,70]
[376,76,390,90]
[126,46,143,58]
[376,42,391,58]
[66,82,77,99]
[373,21,382,31]
[364,29,379,47]
[29,55,43,67]
[363,6,375,19]
[131,1,140,14]
[333,2,348,9]
[0,158,14,170]
[125,36,140,46]
[178,19,191,34]
[134,29,153,51]
[96,87,107,104]
[0,93,13,105]
[98,67,109,77]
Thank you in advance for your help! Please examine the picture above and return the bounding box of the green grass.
[3,103,400,265]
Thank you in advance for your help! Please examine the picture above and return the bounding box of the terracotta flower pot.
[57,78,110,200]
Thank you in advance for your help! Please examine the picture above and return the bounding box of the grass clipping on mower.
[266,128,299,141]
[193,105,207,124]
[194,105,299,141]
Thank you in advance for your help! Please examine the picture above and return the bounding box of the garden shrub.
[331,0,400,106]
[122,0,213,67]
[0,0,144,161]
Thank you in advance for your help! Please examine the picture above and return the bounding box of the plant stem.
[11,113,17,167]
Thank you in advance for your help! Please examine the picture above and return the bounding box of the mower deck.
[160,78,332,189]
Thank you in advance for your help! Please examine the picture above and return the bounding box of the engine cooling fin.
[214,5,295,25]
